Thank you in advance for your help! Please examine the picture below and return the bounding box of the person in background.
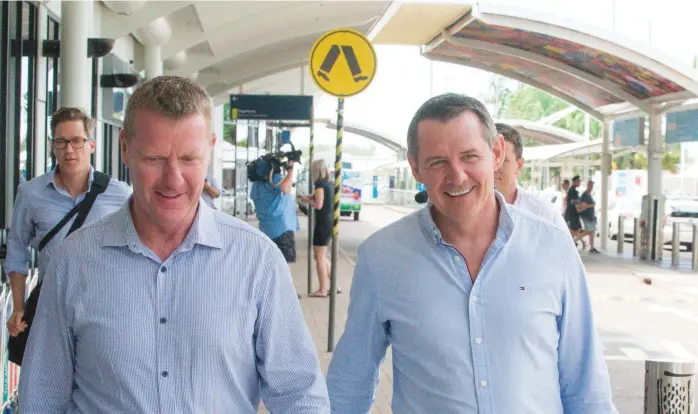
[494,123,568,230]
[5,107,131,353]
[578,180,600,253]
[326,93,615,413]
[298,159,340,297]
[201,175,221,209]
[566,175,586,249]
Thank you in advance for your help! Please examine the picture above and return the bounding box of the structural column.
[60,1,91,110]
[34,4,49,177]
[599,119,611,250]
[144,45,163,79]
[647,110,663,198]
[210,104,224,209]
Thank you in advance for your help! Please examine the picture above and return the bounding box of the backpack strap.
[38,171,111,251]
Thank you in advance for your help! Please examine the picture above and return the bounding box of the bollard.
[617,216,625,254]
[644,359,695,414]
[634,218,641,257]
[672,222,681,267]
[691,224,698,270]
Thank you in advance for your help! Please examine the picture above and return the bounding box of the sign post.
[309,28,376,352]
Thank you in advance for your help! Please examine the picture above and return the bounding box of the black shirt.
[314,179,334,228]
[565,187,580,219]
[580,191,595,220]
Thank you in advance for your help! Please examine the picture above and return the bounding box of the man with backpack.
[4,107,131,365]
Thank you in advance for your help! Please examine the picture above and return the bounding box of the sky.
[289,0,698,163]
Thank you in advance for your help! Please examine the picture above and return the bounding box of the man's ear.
[119,130,129,166]
[492,134,505,170]
[516,157,525,175]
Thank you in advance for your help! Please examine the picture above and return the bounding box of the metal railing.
[617,217,697,269]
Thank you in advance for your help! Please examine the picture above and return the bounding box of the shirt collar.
[419,190,515,246]
[47,165,95,190]
[101,199,223,251]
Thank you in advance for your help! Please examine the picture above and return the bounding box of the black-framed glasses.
[52,138,88,149]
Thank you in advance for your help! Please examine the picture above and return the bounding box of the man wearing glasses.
[5,107,131,360]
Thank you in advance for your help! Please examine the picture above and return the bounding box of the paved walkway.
[254,216,393,414]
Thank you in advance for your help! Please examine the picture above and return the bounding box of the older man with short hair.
[19,76,329,413]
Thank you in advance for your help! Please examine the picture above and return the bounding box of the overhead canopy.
[497,118,585,144]
[374,3,698,120]
[524,140,635,163]
[325,120,407,157]
[100,1,391,104]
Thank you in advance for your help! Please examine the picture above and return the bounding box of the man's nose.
[446,163,468,184]
[163,161,185,186]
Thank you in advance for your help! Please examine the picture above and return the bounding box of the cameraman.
[250,160,300,280]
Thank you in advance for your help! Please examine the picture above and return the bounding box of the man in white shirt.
[494,123,568,230]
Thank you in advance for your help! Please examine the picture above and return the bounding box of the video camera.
[247,143,303,183]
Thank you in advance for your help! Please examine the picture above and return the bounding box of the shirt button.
[160,266,167,273]
[475,338,482,344]
[161,371,169,378]
[481,380,488,387]
[453,256,460,262]
[160,317,167,324]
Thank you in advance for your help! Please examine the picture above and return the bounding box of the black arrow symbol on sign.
[317,45,368,83]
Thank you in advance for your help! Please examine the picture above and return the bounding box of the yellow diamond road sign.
[309,28,377,98]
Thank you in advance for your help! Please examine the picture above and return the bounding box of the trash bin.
[645,360,695,414]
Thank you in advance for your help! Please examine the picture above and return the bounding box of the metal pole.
[307,103,315,295]
[245,125,250,220]
[617,216,625,254]
[233,122,238,217]
[691,224,698,270]
[672,222,681,267]
[644,360,695,414]
[633,218,641,257]
[328,97,344,353]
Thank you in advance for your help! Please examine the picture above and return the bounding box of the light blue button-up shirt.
[327,193,615,414]
[250,173,300,239]
[5,167,132,281]
[19,200,329,413]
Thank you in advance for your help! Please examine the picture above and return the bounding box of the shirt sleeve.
[5,184,36,276]
[254,244,330,412]
[558,244,617,413]
[18,252,75,412]
[326,247,390,413]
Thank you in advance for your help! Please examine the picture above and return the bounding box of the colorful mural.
[446,19,685,100]
[437,41,621,108]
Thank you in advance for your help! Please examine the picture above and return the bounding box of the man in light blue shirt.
[5,107,131,338]
[18,76,329,413]
[326,94,615,413]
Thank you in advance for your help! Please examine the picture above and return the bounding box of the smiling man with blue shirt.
[18,77,329,413]
[326,94,616,413]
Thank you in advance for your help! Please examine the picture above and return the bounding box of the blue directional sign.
[613,117,644,147]
[280,130,291,145]
[666,109,698,144]
[229,95,313,121]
